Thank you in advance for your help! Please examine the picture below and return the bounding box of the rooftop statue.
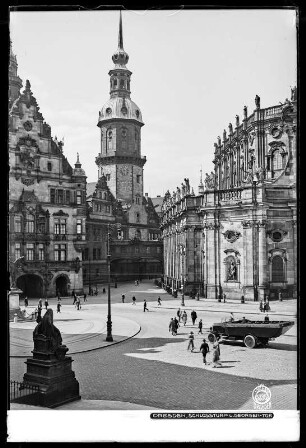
[255,95,260,109]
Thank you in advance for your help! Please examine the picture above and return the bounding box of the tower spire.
[118,10,124,50]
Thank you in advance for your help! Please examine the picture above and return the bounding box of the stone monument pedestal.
[8,287,24,321]
[22,335,80,408]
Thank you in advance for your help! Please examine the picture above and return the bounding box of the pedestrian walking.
[57,302,61,313]
[24,296,28,307]
[135,280,137,286]
[157,296,162,306]
[259,300,263,312]
[223,293,226,303]
[198,319,203,334]
[196,292,200,301]
[38,298,42,309]
[174,317,179,334]
[212,344,222,367]
[132,296,136,305]
[44,298,48,310]
[143,300,149,312]
[177,308,181,322]
[169,318,174,333]
[182,310,187,326]
[72,289,75,298]
[229,312,235,322]
[264,314,270,323]
[73,293,77,305]
[122,294,125,303]
[103,288,106,294]
[187,331,195,352]
[200,339,210,364]
[83,293,87,302]
[191,310,197,325]
[76,296,81,310]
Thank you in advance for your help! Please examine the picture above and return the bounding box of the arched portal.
[16,274,43,298]
[55,275,69,296]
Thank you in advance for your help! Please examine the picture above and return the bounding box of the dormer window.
[135,110,140,118]
[106,108,112,115]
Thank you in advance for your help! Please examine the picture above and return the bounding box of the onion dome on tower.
[98,11,143,126]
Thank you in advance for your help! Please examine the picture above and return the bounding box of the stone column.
[257,220,267,300]
[205,223,218,299]
[242,220,254,299]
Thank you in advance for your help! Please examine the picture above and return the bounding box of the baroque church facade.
[161,91,297,301]
[8,43,87,298]
[82,13,163,285]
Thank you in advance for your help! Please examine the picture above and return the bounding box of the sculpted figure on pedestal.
[33,309,68,359]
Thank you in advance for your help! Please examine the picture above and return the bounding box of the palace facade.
[82,13,163,285]
[8,43,87,298]
[161,91,297,301]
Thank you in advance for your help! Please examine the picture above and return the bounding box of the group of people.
[187,332,221,367]
[259,297,271,313]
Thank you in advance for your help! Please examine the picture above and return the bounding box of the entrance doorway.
[16,274,43,298]
[56,276,68,296]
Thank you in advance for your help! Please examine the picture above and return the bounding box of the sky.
[9,8,297,197]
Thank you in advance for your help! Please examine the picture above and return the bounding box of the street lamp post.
[106,224,113,342]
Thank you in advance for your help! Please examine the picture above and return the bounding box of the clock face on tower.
[120,165,129,176]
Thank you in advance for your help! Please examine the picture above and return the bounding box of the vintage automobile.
[208,318,294,348]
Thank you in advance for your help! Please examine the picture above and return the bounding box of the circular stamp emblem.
[252,384,271,405]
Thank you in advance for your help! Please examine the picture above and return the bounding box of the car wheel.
[244,334,257,349]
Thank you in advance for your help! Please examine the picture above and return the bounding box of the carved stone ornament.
[266,228,288,242]
[23,120,33,132]
[21,177,35,186]
[270,126,283,139]
[223,230,241,243]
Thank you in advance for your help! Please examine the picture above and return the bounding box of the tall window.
[106,205,110,213]
[47,162,52,171]
[76,190,82,205]
[84,248,89,260]
[65,190,71,204]
[50,189,56,204]
[272,256,285,282]
[26,243,34,261]
[136,175,141,183]
[57,190,64,204]
[54,244,66,261]
[37,218,46,234]
[106,174,111,181]
[272,150,283,171]
[15,243,21,259]
[93,248,97,260]
[54,219,66,235]
[107,130,112,151]
[15,216,22,232]
[136,213,140,223]
[38,244,44,261]
[26,214,34,233]
[77,219,82,234]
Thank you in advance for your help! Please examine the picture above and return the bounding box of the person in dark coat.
[191,310,197,325]
[36,307,42,323]
[143,300,149,312]
[198,319,203,334]
[173,317,179,334]
[73,293,77,305]
[44,298,49,310]
[38,298,43,309]
[264,314,270,323]
[157,297,162,306]
[122,294,125,303]
[83,293,87,302]
[200,338,210,364]
[57,302,61,313]
[132,296,136,305]
[24,296,28,307]
[71,289,75,297]
[169,318,174,333]
[177,308,181,322]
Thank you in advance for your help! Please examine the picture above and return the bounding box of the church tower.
[96,11,146,207]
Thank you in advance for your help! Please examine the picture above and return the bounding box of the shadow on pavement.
[69,336,297,411]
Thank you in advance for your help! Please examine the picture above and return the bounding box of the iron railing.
[10,380,40,404]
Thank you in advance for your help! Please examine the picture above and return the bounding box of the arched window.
[272,255,285,282]
[226,255,237,281]
[114,78,117,87]
[107,130,112,151]
[120,79,125,89]
[272,149,283,171]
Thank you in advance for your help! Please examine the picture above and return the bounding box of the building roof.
[151,196,163,215]
[86,182,96,199]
